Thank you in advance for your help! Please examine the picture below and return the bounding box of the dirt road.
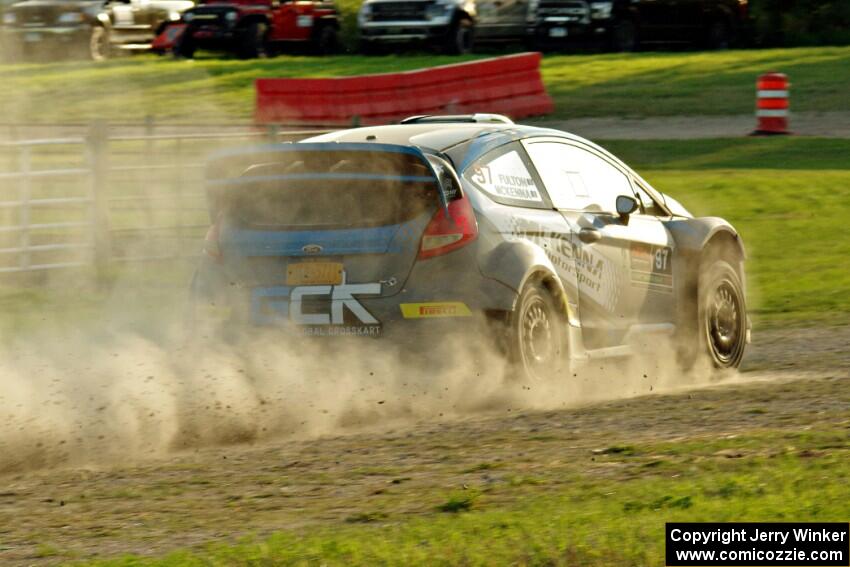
[0,326,848,564]
[545,111,850,139]
[4,111,850,143]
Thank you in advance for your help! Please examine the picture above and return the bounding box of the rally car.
[191,114,749,380]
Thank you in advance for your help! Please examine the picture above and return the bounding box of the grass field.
[604,138,850,327]
[1,46,849,124]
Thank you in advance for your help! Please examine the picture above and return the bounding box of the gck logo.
[290,283,381,325]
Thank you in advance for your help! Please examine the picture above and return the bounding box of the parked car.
[533,0,750,51]
[152,0,339,59]
[1,0,193,61]
[357,0,516,54]
[190,114,750,381]
[356,0,749,54]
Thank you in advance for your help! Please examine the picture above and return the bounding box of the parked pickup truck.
[356,0,749,54]
[152,0,340,59]
[1,0,193,60]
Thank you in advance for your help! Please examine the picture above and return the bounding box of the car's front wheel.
[508,281,567,382]
[699,259,747,369]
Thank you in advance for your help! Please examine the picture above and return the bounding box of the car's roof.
[304,123,577,153]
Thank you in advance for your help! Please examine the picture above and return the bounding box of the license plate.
[549,27,567,38]
[24,32,42,42]
[286,262,343,286]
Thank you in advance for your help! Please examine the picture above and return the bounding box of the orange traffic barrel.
[753,72,790,135]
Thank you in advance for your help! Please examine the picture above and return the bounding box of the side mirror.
[616,194,639,225]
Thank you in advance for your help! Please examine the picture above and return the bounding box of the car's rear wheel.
[508,281,567,382]
[239,21,268,59]
[312,24,338,55]
[173,29,197,59]
[610,18,637,52]
[706,19,731,49]
[700,260,746,369]
[444,17,474,55]
[89,26,111,61]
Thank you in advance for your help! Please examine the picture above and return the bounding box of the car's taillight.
[418,193,478,260]
[203,217,222,263]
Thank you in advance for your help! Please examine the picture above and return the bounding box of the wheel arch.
[666,217,746,261]
[452,8,475,26]
[315,14,340,29]
[479,239,577,325]
[95,13,112,30]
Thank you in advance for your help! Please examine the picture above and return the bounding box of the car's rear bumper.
[532,20,612,46]
[191,246,518,348]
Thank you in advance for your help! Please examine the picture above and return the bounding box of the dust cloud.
[0,303,733,475]
[0,59,737,476]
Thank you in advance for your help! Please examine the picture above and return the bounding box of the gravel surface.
[0,326,847,564]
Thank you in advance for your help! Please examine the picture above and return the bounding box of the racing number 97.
[655,248,669,272]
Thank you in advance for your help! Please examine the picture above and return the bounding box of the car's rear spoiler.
[204,142,450,222]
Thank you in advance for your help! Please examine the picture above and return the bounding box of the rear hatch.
[205,143,447,325]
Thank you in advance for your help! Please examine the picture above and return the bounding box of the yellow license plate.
[286,262,343,286]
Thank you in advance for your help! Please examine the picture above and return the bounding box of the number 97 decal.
[630,243,673,290]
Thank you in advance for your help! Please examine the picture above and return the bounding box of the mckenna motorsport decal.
[400,302,473,319]
[252,282,382,335]
[507,216,621,313]
[629,242,673,291]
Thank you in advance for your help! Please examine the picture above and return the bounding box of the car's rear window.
[208,149,441,229]
[224,177,438,230]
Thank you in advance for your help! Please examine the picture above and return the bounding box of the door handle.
[578,227,602,244]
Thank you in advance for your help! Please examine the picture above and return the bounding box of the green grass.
[85,428,850,566]
[602,138,850,326]
[1,46,849,123]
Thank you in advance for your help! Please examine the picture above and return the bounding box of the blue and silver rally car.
[192,115,749,380]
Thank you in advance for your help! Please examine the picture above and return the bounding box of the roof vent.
[400,114,514,125]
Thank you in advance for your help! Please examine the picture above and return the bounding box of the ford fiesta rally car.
[191,114,750,380]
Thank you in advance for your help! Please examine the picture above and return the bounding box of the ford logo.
[302,244,323,255]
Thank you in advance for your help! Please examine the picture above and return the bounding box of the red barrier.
[255,53,554,125]
[753,72,790,135]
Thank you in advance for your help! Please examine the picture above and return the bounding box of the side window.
[464,143,548,209]
[525,141,633,214]
[633,179,666,217]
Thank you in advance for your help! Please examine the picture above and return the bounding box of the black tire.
[507,281,567,382]
[173,29,196,59]
[706,19,731,50]
[312,24,338,55]
[89,26,111,61]
[699,260,746,369]
[610,18,637,52]
[444,17,474,55]
[238,21,268,59]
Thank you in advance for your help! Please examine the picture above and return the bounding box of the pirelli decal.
[630,242,673,291]
[400,302,473,319]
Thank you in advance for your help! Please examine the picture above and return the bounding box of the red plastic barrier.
[255,52,554,125]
